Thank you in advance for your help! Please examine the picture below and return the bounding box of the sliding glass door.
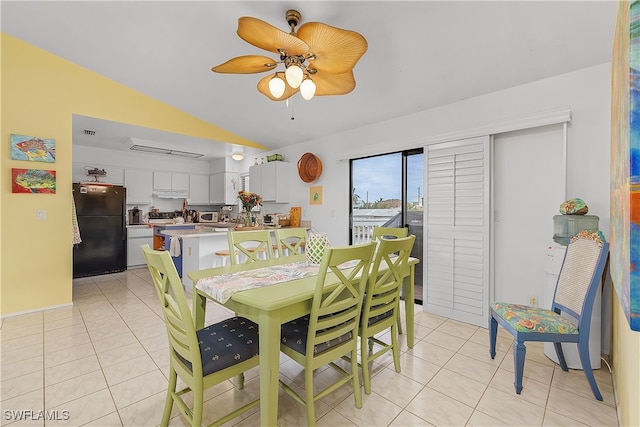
[350,149,424,302]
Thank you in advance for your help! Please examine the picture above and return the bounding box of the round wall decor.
[297,152,323,183]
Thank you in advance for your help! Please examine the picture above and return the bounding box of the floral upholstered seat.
[490,303,578,334]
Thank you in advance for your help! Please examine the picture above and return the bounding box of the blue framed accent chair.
[141,244,260,426]
[489,230,609,400]
[279,242,376,426]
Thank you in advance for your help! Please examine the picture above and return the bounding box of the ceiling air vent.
[83,129,96,136]
[130,144,203,158]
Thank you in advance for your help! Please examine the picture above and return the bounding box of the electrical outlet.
[529,296,537,307]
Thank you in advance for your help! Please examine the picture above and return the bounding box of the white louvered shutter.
[424,136,490,327]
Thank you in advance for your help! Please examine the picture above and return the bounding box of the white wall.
[271,63,611,249]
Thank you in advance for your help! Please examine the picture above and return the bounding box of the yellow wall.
[0,33,263,316]
[612,295,640,426]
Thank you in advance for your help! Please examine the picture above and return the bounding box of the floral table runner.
[196,260,360,303]
[196,261,322,303]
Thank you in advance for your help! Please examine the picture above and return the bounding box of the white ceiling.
[1,1,617,160]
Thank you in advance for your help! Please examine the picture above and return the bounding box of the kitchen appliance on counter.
[73,183,126,278]
[148,211,179,224]
[128,206,142,225]
[197,211,219,223]
[220,205,233,222]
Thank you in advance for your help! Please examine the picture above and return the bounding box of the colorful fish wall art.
[611,0,640,331]
[10,134,56,163]
[11,168,56,194]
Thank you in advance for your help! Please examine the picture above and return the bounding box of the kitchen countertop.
[161,228,230,239]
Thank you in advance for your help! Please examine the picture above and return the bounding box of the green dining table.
[188,253,419,426]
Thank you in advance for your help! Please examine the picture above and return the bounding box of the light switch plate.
[37,209,46,220]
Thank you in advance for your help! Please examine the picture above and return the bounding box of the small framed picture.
[310,186,323,205]
[10,134,56,163]
[11,168,57,193]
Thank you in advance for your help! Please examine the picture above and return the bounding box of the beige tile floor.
[0,268,619,427]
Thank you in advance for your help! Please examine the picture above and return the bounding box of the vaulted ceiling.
[1,1,617,159]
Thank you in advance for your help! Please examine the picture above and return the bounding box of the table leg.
[193,290,207,329]
[258,311,281,426]
[404,264,415,348]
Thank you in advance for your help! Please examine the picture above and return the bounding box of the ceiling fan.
[212,9,368,101]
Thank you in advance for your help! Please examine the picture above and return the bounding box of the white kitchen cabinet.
[249,161,290,203]
[209,171,239,204]
[153,171,189,191]
[189,174,210,205]
[124,169,153,204]
[127,226,153,268]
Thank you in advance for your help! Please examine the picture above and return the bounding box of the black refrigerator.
[73,183,127,278]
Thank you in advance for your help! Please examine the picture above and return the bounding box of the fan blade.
[312,70,357,96]
[297,22,368,73]
[212,55,277,74]
[238,17,309,56]
[257,74,298,101]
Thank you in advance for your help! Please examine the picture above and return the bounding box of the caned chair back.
[553,235,606,320]
[274,227,308,258]
[371,226,408,242]
[228,229,274,264]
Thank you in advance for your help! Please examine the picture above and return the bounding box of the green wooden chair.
[279,242,376,426]
[371,226,410,333]
[360,235,416,395]
[227,229,274,265]
[274,227,308,258]
[140,244,260,426]
[371,226,408,241]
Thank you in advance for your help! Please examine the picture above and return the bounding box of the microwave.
[197,211,218,223]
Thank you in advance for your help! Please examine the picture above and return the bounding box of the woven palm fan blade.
[297,22,368,73]
[237,17,309,55]
[257,73,298,101]
[312,70,356,96]
[212,55,277,74]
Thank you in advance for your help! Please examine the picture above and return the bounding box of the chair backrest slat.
[372,226,408,242]
[228,229,274,264]
[364,235,416,328]
[274,227,308,258]
[141,244,202,372]
[307,242,376,357]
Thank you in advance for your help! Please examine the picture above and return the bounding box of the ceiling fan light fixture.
[231,151,244,161]
[268,74,286,98]
[285,65,304,88]
[300,77,316,100]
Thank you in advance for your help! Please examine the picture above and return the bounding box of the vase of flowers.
[238,190,262,226]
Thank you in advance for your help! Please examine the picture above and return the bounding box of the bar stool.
[214,249,239,266]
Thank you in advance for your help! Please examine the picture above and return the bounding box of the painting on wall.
[611,0,640,331]
[10,134,56,163]
[310,186,323,205]
[11,168,57,194]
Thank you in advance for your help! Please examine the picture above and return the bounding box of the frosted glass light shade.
[300,78,316,100]
[285,65,303,88]
[268,75,285,98]
[231,152,244,161]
